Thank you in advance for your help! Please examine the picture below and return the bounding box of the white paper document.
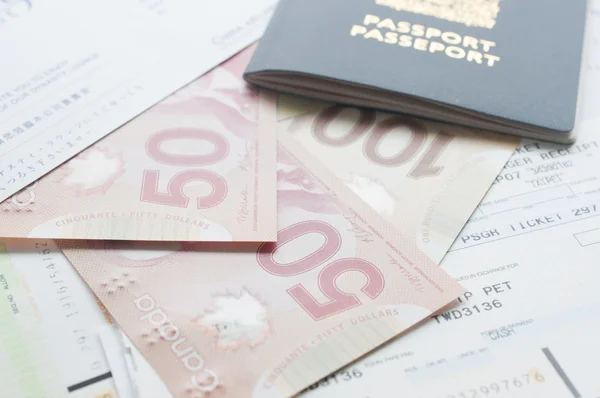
[0,0,276,202]
[294,4,600,397]
[0,239,119,397]
[100,328,175,398]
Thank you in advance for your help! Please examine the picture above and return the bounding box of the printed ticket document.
[0,46,277,242]
[0,239,119,398]
[60,132,465,398]
[0,0,276,202]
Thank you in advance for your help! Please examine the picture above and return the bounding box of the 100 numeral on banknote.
[310,107,453,178]
[281,104,518,263]
[62,132,464,398]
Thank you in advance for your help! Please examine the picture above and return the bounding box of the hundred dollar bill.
[279,104,519,263]
[60,132,465,398]
[0,45,277,242]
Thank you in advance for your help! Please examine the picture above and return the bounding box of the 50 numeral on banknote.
[140,128,229,209]
[257,220,384,321]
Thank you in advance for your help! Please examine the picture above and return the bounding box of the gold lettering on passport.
[375,0,500,29]
[349,14,501,67]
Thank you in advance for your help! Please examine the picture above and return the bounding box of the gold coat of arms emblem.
[375,0,501,29]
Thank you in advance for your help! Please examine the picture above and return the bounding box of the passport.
[244,0,590,144]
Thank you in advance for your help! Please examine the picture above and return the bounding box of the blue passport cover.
[245,0,589,141]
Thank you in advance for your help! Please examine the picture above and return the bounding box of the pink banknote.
[0,44,277,242]
[61,133,465,398]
